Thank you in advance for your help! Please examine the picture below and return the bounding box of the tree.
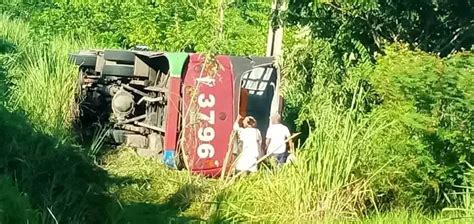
[287,0,474,56]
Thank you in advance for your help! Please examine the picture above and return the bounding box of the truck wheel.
[102,64,134,77]
[104,50,135,64]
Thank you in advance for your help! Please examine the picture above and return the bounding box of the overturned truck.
[69,49,283,176]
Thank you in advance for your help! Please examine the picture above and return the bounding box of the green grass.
[0,14,112,224]
[0,176,39,224]
[101,149,474,223]
[102,148,218,223]
[205,89,386,222]
[0,13,98,137]
[359,210,474,224]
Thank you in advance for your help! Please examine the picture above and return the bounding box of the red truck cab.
[179,54,282,177]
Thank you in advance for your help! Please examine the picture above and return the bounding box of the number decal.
[193,66,219,163]
[197,144,215,158]
[198,93,215,108]
[199,111,215,125]
[198,127,215,142]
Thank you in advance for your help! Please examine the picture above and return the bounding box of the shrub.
[366,44,474,210]
[1,0,270,55]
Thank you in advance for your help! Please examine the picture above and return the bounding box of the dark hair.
[244,116,257,128]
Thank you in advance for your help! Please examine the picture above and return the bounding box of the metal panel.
[163,77,181,169]
[132,51,168,78]
[102,64,134,77]
[165,52,189,78]
[68,53,97,67]
[104,49,135,63]
[182,54,234,177]
[162,53,188,168]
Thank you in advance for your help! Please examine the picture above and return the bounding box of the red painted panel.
[164,77,181,151]
[182,54,235,177]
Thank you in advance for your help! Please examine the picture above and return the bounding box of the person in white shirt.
[233,115,262,173]
[265,113,294,165]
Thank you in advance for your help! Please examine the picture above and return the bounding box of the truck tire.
[102,64,134,77]
[104,50,135,64]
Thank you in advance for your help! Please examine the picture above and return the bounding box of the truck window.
[239,66,277,137]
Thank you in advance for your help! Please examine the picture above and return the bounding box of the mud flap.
[163,149,176,169]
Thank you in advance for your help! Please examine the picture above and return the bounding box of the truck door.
[230,56,282,141]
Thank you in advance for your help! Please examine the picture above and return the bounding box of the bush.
[1,0,270,55]
[281,37,474,213]
[366,44,474,210]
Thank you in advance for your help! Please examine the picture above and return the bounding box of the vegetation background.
[0,0,472,223]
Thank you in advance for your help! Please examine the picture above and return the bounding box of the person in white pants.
[233,115,262,173]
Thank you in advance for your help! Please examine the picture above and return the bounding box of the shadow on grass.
[0,105,207,223]
[110,183,207,224]
[0,37,207,223]
[0,82,206,224]
[0,103,113,223]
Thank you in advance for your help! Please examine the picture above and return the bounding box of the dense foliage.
[288,0,474,56]
[367,45,474,209]
[0,0,473,223]
[280,0,474,211]
[1,0,270,55]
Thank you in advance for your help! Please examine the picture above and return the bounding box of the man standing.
[265,114,294,165]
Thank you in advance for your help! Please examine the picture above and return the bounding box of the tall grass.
[211,87,389,222]
[0,13,97,137]
[87,123,110,159]
[1,14,114,224]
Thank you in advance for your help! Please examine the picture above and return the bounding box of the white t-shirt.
[266,123,290,155]
[233,122,262,172]
[236,127,261,158]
